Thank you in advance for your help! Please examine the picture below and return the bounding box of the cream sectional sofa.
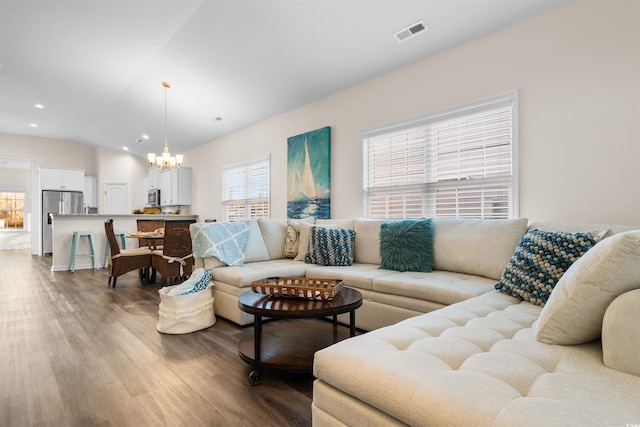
[194,217,640,425]
[195,217,531,331]
[312,222,640,426]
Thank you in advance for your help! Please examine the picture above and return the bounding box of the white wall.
[187,0,640,226]
[0,133,100,214]
[94,147,149,214]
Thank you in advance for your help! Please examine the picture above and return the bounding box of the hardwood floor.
[0,249,314,426]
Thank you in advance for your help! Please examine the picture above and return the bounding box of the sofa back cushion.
[315,218,356,229]
[354,220,384,264]
[432,217,528,280]
[527,221,638,235]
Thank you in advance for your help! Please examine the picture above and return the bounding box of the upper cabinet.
[142,176,150,207]
[39,167,84,191]
[83,176,97,208]
[159,171,171,206]
[160,167,192,206]
[148,168,159,189]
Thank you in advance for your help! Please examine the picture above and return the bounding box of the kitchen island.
[50,214,199,272]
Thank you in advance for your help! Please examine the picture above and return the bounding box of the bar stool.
[69,231,98,272]
[103,231,127,268]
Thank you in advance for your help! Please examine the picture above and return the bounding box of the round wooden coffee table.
[238,286,362,385]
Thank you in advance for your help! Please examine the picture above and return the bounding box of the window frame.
[0,191,26,230]
[361,92,519,220]
[222,155,270,222]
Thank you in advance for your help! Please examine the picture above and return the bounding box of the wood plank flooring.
[0,249,314,426]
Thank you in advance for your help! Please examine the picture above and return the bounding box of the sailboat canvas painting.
[287,126,331,219]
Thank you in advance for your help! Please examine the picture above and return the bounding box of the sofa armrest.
[602,289,640,376]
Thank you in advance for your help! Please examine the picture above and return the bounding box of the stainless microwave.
[148,188,160,206]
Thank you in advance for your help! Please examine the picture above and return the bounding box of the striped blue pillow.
[304,226,356,266]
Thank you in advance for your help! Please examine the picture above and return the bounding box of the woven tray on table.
[251,277,343,301]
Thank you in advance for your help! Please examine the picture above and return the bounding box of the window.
[0,192,25,229]
[362,93,517,220]
[222,155,270,222]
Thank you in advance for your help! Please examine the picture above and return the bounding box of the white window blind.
[363,93,517,219]
[222,155,270,222]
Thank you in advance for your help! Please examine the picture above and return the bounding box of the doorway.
[0,157,32,250]
[103,183,128,214]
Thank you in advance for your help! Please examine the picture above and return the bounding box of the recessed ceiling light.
[30,123,38,127]
[123,147,129,151]
[214,116,222,122]
[142,134,149,139]
[34,104,44,109]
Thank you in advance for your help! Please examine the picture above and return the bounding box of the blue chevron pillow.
[305,226,356,266]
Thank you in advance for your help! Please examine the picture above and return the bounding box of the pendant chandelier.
[147,81,183,170]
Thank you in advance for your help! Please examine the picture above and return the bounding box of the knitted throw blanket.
[189,222,250,266]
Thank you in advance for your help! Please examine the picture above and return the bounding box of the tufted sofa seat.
[312,289,640,426]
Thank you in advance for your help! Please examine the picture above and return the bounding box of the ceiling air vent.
[394,20,428,42]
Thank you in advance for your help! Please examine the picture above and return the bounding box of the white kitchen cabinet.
[142,176,150,207]
[83,176,97,208]
[171,167,192,206]
[160,171,172,206]
[160,167,192,206]
[148,168,159,189]
[39,167,84,191]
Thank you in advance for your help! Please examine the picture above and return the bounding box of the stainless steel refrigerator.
[42,190,84,254]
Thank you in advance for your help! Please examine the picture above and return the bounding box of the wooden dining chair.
[151,220,196,284]
[104,219,152,288]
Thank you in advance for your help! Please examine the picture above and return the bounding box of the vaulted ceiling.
[0,0,572,162]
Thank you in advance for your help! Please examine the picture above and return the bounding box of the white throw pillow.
[242,219,270,263]
[284,217,315,258]
[535,230,640,345]
[258,218,287,260]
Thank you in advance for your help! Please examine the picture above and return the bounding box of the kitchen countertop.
[52,214,198,219]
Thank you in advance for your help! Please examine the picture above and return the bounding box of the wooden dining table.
[125,231,165,283]
[125,231,164,250]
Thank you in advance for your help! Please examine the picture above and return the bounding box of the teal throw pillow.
[494,229,596,306]
[304,226,356,266]
[379,219,434,272]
